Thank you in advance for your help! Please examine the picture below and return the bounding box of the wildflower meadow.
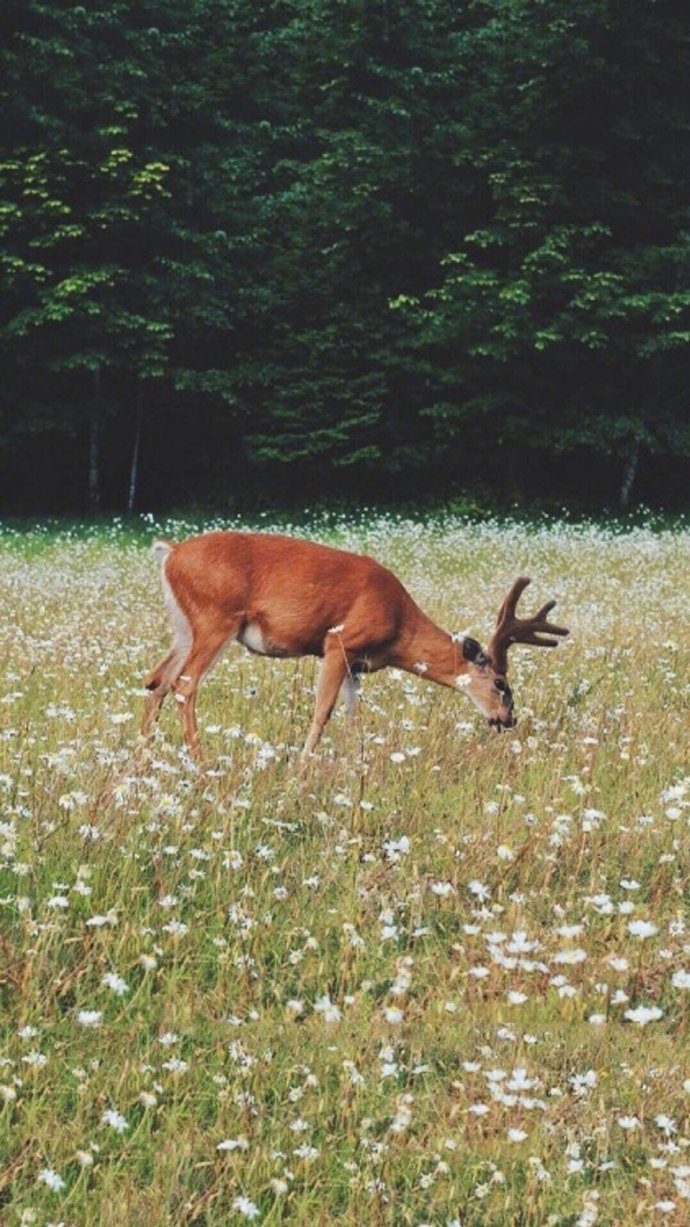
[1,511,690,1226]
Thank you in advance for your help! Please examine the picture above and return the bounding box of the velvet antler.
[487,577,569,674]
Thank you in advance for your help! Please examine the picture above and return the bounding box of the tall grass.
[1,513,689,1225]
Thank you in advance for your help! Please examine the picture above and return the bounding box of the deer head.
[461,577,569,729]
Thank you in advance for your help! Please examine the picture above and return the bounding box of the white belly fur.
[238,622,268,655]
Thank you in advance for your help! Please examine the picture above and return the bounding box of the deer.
[141,531,568,763]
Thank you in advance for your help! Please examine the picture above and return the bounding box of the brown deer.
[142,532,568,761]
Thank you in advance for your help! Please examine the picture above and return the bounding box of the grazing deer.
[142,532,568,761]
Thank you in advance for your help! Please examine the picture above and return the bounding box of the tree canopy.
[1,0,689,512]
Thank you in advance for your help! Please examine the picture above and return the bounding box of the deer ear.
[462,637,485,662]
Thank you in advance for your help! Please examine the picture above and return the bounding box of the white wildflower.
[313,995,341,1023]
[38,1168,65,1191]
[627,920,658,940]
[76,1010,102,1028]
[232,1195,260,1219]
[624,1004,663,1026]
[101,972,129,996]
[101,1108,128,1132]
[217,1137,250,1151]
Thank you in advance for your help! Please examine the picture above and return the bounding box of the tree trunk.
[620,438,640,511]
[127,385,143,512]
[88,366,102,514]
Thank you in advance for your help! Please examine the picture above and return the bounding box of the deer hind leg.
[301,646,350,764]
[141,648,186,736]
[141,558,194,738]
[172,619,242,758]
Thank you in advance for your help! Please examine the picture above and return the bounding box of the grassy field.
[1,511,690,1226]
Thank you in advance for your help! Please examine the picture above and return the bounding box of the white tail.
[141,530,568,762]
[151,538,174,560]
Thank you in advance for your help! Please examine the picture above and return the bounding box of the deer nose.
[488,714,517,731]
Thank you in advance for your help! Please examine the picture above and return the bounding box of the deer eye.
[462,637,483,662]
[494,679,508,694]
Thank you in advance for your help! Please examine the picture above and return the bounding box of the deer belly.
[237,621,290,658]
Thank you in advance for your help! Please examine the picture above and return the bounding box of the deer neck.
[395,607,468,690]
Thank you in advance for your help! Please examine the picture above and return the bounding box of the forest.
[1,0,689,514]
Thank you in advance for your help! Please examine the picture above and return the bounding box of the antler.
[487,576,569,674]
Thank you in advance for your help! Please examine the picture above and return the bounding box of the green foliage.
[0,0,689,510]
[391,0,690,487]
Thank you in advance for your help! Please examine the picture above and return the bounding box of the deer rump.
[159,531,405,661]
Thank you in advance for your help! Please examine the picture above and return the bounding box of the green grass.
[1,512,690,1225]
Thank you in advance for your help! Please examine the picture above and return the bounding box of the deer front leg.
[301,648,349,764]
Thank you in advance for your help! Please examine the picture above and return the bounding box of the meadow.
[1,510,690,1227]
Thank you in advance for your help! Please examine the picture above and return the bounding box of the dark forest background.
[1,0,689,515]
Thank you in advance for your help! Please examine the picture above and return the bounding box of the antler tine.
[494,576,531,630]
[488,577,569,673]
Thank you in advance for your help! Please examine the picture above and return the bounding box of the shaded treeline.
[1,0,689,513]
